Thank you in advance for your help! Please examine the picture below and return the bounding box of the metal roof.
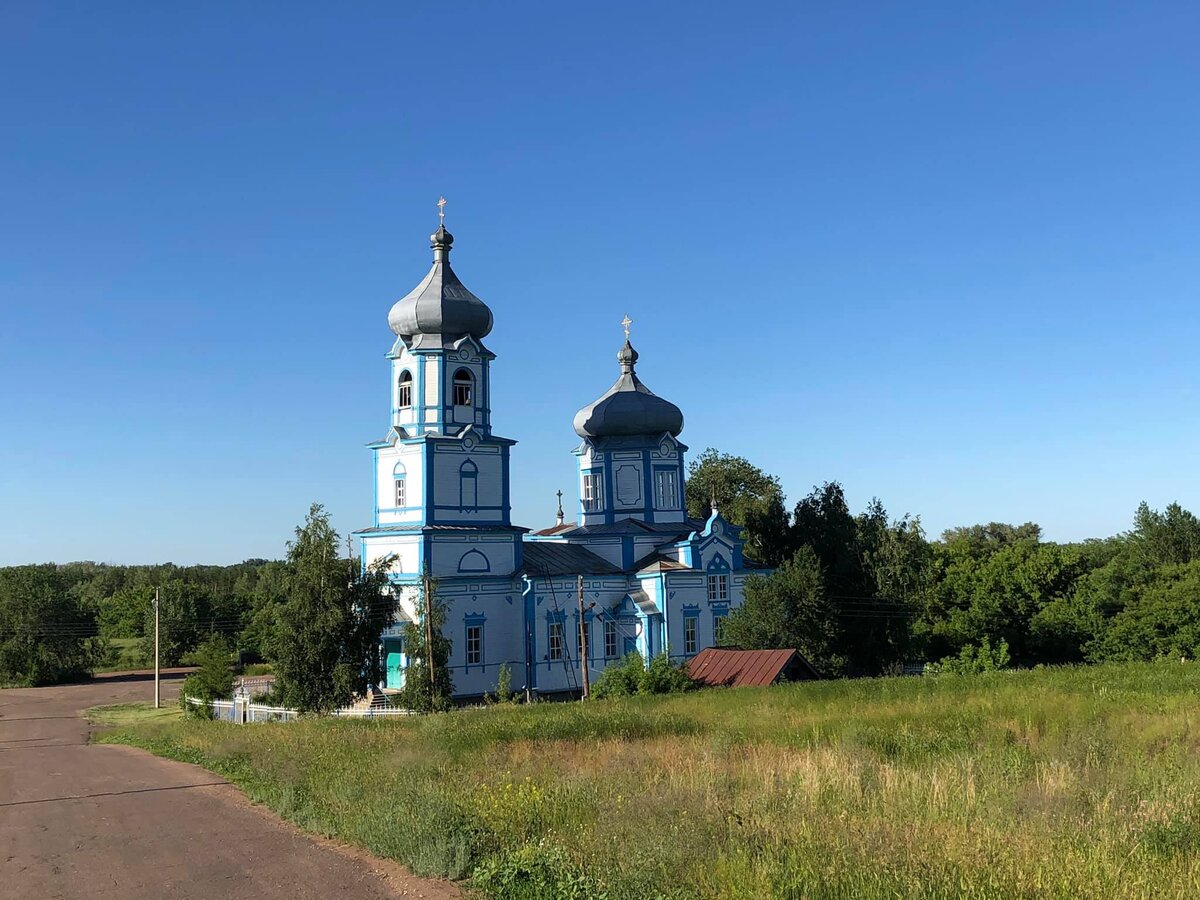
[573,340,684,439]
[521,542,624,576]
[537,517,706,539]
[388,226,493,348]
[353,524,529,535]
[685,648,820,687]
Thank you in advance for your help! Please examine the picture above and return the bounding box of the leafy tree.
[685,449,791,565]
[0,565,102,685]
[180,634,235,708]
[721,547,843,675]
[921,530,1084,664]
[98,587,150,639]
[393,577,454,712]
[139,581,207,667]
[239,560,288,660]
[273,504,396,713]
[1127,502,1200,567]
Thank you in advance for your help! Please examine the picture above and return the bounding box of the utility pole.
[577,575,590,700]
[153,587,161,709]
[424,575,436,691]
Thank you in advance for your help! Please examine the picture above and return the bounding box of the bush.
[639,651,695,695]
[592,652,695,699]
[591,652,645,699]
[924,636,1012,676]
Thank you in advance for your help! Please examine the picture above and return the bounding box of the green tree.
[139,581,207,666]
[0,565,103,686]
[685,449,791,565]
[181,634,235,705]
[393,577,454,712]
[1128,502,1200,567]
[720,547,842,675]
[921,529,1084,664]
[273,504,396,713]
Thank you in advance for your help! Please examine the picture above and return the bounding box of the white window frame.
[397,371,413,409]
[714,613,727,645]
[684,615,698,655]
[394,477,406,508]
[582,473,604,512]
[548,621,565,661]
[604,619,617,658]
[707,574,729,602]
[466,624,483,666]
[654,469,678,510]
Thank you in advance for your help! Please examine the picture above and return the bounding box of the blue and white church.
[356,217,765,698]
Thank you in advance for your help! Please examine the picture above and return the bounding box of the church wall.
[437,577,524,698]
[430,532,518,579]
[431,443,507,524]
[362,534,422,579]
[376,443,426,525]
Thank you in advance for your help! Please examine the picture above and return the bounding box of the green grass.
[87,701,183,727]
[92,636,150,673]
[95,661,1200,899]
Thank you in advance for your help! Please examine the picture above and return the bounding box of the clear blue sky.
[2,2,1198,565]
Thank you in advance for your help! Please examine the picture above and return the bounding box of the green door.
[385,644,404,688]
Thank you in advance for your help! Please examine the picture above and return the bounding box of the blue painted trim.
[603,451,615,524]
[642,449,655,523]
[372,448,380,527]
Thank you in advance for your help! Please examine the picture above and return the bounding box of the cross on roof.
[621,314,632,338]
[437,196,447,223]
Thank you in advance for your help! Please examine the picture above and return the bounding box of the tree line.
[3,450,1200,690]
[689,448,1200,676]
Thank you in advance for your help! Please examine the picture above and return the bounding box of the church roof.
[353,523,529,535]
[532,517,706,538]
[521,542,624,576]
[572,339,684,439]
[387,225,493,349]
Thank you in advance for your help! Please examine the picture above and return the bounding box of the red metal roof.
[685,648,819,687]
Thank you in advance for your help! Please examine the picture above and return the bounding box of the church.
[355,214,764,699]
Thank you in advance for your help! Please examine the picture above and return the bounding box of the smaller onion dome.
[573,340,684,439]
[388,225,493,345]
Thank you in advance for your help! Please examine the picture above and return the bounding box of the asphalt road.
[0,673,458,900]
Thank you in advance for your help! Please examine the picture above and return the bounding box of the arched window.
[392,462,407,508]
[453,369,473,407]
[397,370,413,409]
[459,459,478,512]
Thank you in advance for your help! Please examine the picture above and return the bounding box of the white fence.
[188,696,413,723]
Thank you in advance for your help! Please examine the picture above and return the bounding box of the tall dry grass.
[99,661,1200,898]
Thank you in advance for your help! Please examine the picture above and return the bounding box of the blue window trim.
[546,610,567,662]
[459,459,478,512]
[683,613,699,655]
[464,614,486,670]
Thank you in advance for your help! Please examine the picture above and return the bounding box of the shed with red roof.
[685,648,820,688]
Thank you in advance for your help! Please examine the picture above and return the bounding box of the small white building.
[356,220,764,699]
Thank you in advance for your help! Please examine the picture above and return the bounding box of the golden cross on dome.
[437,196,447,224]
[621,314,632,338]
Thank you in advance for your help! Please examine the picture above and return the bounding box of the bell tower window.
[582,472,604,512]
[453,369,473,406]
[397,370,413,409]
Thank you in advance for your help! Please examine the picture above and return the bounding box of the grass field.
[94,661,1200,899]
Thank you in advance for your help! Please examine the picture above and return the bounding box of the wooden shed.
[685,648,820,688]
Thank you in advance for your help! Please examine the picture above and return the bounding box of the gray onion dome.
[573,340,684,439]
[388,225,493,342]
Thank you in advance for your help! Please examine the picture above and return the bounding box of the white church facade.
[355,219,765,699]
